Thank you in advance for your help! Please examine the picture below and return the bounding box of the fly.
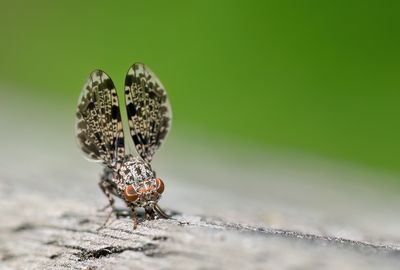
[75,63,172,229]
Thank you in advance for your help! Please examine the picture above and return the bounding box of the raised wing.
[76,70,125,167]
[124,63,172,162]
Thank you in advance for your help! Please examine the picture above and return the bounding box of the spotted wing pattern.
[76,70,125,166]
[124,63,172,162]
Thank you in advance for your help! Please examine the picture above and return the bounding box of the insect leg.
[145,206,156,220]
[98,179,116,212]
[97,178,117,230]
[130,206,138,229]
[153,204,170,219]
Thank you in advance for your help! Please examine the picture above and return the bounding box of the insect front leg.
[153,204,170,219]
[130,205,138,230]
[145,206,156,220]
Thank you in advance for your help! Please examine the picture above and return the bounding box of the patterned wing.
[76,70,125,166]
[124,63,172,163]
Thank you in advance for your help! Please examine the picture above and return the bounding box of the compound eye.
[155,178,165,194]
[124,185,139,202]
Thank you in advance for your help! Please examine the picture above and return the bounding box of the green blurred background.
[1,1,399,174]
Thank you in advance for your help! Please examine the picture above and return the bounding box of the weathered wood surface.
[1,94,400,269]
[2,144,400,270]
[2,183,400,270]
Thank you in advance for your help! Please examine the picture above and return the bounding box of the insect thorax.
[118,157,155,186]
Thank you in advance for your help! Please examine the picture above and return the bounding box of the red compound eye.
[156,178,165,194]
[124,185,139,202]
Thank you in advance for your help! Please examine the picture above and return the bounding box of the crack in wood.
[72,243,160,261]
[197,218,400,255]
[43,240,163,261]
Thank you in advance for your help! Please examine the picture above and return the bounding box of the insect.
[75,63,172,228]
